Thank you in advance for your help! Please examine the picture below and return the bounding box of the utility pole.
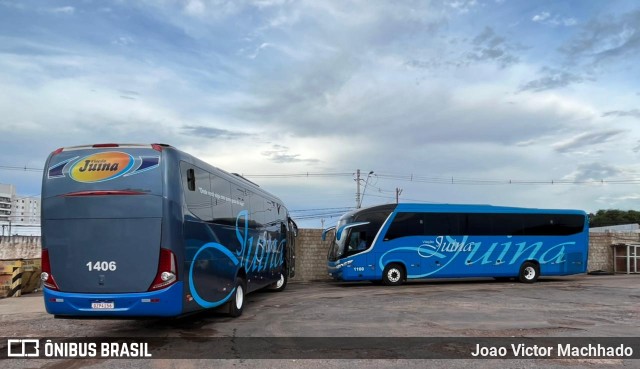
[355,169,361,209]
[396,188,403,204]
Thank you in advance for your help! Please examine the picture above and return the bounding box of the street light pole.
[358,171,374,208]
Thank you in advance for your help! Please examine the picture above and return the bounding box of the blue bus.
[41,143,296,318]
[324,204,588,285]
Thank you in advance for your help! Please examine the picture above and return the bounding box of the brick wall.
[588,232,638,273]
[291,229,332,281]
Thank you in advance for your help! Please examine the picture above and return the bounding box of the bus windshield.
[327,206,394,262]
[327,217,352,261]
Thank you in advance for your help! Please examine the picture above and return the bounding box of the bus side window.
[347,231,368,253]
[187,169,196,191]
[356,231,367,251]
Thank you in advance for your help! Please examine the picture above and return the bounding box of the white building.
[0,183,41,236]
[0,184,15,230]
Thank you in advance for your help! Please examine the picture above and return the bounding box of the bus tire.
[518,262,539,284]
[382,263,405,286]
[268,270,288,292]
[228,278,246,317]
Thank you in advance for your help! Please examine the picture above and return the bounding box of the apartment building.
[0,183,41,236]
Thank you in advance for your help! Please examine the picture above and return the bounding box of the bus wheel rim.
[236,285,244,309]
[388,269,400,283]
[276,274,285,289]
[525,267,535,280]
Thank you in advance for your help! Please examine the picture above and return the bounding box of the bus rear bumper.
[43,282,184,318]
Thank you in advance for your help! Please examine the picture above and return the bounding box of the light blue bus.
[41,143,297,318]
[324,204,588,285]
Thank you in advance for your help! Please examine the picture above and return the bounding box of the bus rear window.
[43,148,162,198]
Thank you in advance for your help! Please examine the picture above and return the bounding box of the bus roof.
[349,203,586,217]
[47,143,285,206]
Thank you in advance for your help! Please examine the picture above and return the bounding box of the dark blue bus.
[325,204,588,285]
[41,143,296,318]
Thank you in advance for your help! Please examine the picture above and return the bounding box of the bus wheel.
[382,264,405,286]
[268,271,288,292]
[518,262,539,284]
[228,278,246,317]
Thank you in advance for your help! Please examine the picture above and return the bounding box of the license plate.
[91,302,115,309]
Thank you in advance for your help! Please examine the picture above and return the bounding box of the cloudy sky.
[1,0,640,228]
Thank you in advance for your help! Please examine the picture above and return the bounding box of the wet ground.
[0,275,638,368]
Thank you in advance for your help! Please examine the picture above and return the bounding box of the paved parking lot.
[1,275,638,368]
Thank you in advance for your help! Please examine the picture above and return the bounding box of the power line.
[243,172,353,178]
[0,165,43,172]
[290,207,354,213]
[5,164,640,186]
[374,172,640,186]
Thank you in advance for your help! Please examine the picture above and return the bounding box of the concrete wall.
[0,236,41,260]
[0,231,631,279]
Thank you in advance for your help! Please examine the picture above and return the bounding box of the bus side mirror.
[321,226,335,241]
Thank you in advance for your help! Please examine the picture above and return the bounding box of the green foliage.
[589,210,640,227]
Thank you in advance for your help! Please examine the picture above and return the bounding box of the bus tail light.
[51,147,64,156]
[41,249,60,291]
[148,248,178,291]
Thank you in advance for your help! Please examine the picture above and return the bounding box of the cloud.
[561,9,640,66]
[261,145,320,164]
[448,0,478,14]
[467,27,520,68]
[602,109,640,119]
[2,1,640,225]
[519,67,585,92]
[523,9,639,92]
[552,130,624,153]
[112,36,135,46]
[181,125,252,140]
[49,6,75,15]
[532,11,577,27]
[118,89,140,100]
[563,163,622,182]
[407,27,522,71]
[532,12,550,22]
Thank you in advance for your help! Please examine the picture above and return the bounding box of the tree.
[589,210,640,227]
